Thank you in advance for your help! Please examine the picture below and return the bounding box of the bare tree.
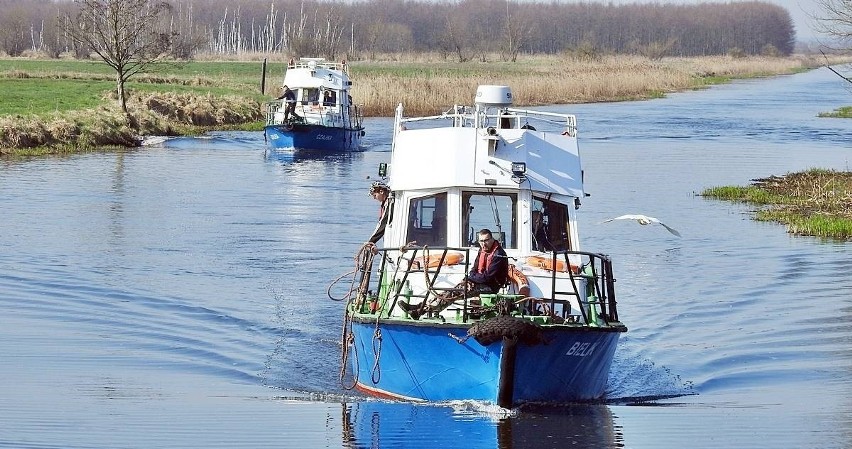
[814,0,852,43]
[7,0,799,61]
[503,1,532,62]
[62,0,176,113]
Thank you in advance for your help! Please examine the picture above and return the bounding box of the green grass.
[819,106,852,118]
[0,79,109,115]
[0,78,266,118]
[0,59,266,86]
[701,185,783,204]
[0,59,269,118]
[701,169,852,240]
[0,58,115,76]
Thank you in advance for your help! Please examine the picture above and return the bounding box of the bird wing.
[600,214,681,237]
[658,222,682,237]
[600,214,656,223]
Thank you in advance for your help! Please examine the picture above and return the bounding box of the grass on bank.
[0,53,833,118]
[1,53,850,155]
[818,106,852,118]
[701,169,852,239]
[0,91,264,156]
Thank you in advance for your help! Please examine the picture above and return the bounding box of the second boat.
[264,57,365,153]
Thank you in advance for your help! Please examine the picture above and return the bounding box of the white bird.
[600,214,681,237]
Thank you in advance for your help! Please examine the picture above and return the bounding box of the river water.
[2,67,852,448]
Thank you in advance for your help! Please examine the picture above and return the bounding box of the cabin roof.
[389,127,585,197]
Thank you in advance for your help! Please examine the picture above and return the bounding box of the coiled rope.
[336,242,376,389]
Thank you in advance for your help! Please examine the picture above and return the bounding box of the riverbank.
[1,53,850,156]
[701,169,852,239]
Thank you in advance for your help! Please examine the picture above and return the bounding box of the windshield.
[462,191,517,248]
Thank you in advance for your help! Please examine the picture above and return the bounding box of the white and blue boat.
[263,58,364,153]
[339,85,627,408]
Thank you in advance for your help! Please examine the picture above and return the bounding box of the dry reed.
[349,54,832,116]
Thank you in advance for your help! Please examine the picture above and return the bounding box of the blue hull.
[348,318,621,407]
[264,123,363,152]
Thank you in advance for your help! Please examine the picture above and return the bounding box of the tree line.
[0,0,796,60]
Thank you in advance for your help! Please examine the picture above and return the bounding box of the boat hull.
[347,317,621,407]
[264,123,363,152]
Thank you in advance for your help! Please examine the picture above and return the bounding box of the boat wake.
[604,350,696,404]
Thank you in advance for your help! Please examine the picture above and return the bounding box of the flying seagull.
[600,214,681,237]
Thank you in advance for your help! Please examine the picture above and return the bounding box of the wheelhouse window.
[407,193,447,247]
[462,191,517,248]
[301,88,320,105]
[532,196,572,252]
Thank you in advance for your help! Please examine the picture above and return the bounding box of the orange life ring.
[526,255,577,273]
[508,264,530,297]
[413,252,464,269]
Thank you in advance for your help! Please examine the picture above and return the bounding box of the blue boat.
[263,58,364,153]
[340,85,627,408]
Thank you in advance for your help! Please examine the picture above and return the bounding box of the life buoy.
[413,252,464,269]
[526,255,577,273]
[507,264,530,297]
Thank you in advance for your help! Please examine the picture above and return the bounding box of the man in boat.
[399,229,508,320]
[467,229,509,293]
[277,85,299,121]
[322,90,336,107]
[367,181,391,251]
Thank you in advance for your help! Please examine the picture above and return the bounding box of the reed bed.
[350,55,828,116]
[702,169,852,239]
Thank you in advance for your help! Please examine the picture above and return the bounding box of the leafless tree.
[503,1,532,62]
[813,0,852,86]
[62,0,177,113]
[7,0,799,60]
[814,0,852,43]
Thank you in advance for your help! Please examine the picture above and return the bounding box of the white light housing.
[475,85,513,107]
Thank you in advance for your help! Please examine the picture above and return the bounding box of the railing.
[395,104,577,137]
[264,100,363,130]
[352,246,619,326]
[542,250,619,325]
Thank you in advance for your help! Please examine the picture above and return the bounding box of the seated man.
[466,228,509,294]
[399,229,508,320]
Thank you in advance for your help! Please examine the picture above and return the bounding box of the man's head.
[477,229,496,250]
[369,181,389,200]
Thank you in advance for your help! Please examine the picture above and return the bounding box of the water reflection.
[340,401,621,448]
[264,147,361,164]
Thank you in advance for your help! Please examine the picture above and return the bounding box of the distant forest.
[0,0,796,60]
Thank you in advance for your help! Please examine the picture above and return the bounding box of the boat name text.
[566,342,597,357]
